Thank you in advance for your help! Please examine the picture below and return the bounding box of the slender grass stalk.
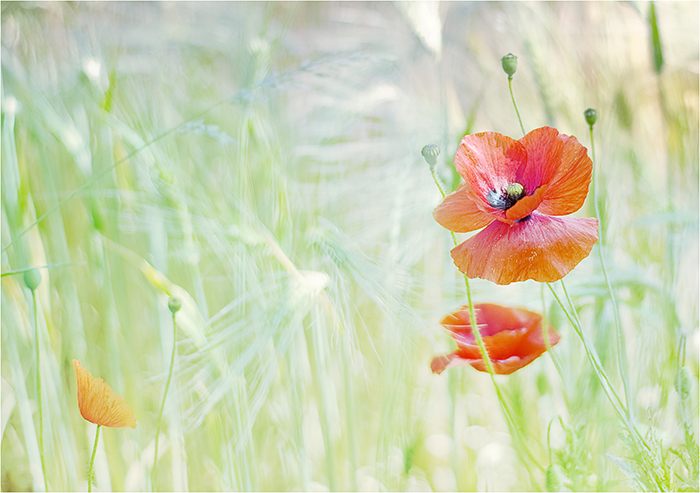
[546,415,565,464]
[339,333,358,492]
[1,262,80,277]
[288,328,311,491]
[587,116,632,417]
[1,87,256,257]
[310,305,337,491]
[87,425,102,493]
[152,298,182,490]
[33,288,49,492]
[508,77,526,137]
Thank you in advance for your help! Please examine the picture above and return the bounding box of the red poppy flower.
[431,303,560,375]
[433,127,599,285]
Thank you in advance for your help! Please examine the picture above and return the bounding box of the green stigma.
[506,182,524,199]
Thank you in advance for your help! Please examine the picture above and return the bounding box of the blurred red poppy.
[431,303,559,375]
[433,127,598,285]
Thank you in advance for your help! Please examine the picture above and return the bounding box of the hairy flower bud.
[24,268,42,291]
[168,297,182,314]
[501,53,518,78]
[421,144,440,168]
[584,108,597,127]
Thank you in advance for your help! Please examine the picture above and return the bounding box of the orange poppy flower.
[431,303,560,375]
[433,127,599,285]
[73,360,137,428]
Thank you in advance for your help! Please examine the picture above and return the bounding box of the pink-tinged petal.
[431,351,530,375]
[516,321,561,359]
[433,303,560,375]
[454,132,528,207]
[504,185,548,221]
[431,352,469,374]
[441,304,538,358]
[468,354,543,375]
[450,213,599,284]
[433,182,495,233]
[516,127,593,216]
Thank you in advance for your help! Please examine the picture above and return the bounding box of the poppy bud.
[501,53,518,78]
[24,268,41,291]
[584,108,597,127]
[168,296,182,314]
[421,144,440,168]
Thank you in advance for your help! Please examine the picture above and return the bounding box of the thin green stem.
[546,415,565,465]
[508,77,526,136]
[34,290,48,492]
[430,166,447,198]
[589,124,632,418]
[548,281,656,467]
[152,311,179,489]
[87,425,101,493]
[540,284,563,378]
[431,169,542,476]
[549,283,626,415]
[463,267,543,477]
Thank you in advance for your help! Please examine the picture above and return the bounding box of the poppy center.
[487,182,526,210]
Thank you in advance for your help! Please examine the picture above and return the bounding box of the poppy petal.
[450,213,599,284]
[516,321,561,359]
[430,351,526,375]
[432,303,561,375]
[517,127,593,216]
[504,184,548,221]
[74,360,137,429]
[439,303,555,363]
[433,182,494,233]
[454,132,528,207]
[431,350,551,375]
[471,353,545,375]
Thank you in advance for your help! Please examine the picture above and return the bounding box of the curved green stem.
[589,124,632,417]
[152,311,179,489]
[549,283,626,415]
[33,290,48,491]
[546,415,565,465]
[541,284,563,378]
[87,425,101,493]
[508,77,526,136]
[431,170,543,476]
[548,281,656,469]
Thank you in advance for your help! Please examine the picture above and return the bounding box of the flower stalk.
[586,109,632,417]
[426,152,543,475]
[87,424,101,493]
[509,78,526,137]
[502,54,526,136]
[547,281,657,487]
[152,296,182,488]
[25,269,48,492]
